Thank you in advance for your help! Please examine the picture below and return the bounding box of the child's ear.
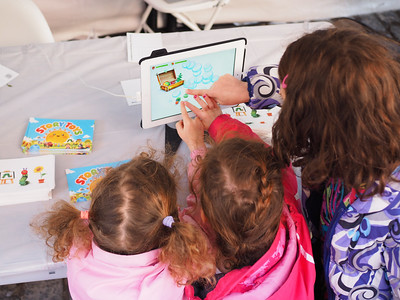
[279,87,286,100]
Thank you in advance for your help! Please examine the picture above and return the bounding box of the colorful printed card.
[0,155,55,205]
[66,160,129,203]
[22,117,95,155]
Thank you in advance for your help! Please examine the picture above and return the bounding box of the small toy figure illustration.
[234,106,247,117]
[157,69,184,92]
[19,168,30,186]
[34,166,46,183]
[251,109,260,118]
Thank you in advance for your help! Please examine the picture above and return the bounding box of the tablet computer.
[139,38,246,129]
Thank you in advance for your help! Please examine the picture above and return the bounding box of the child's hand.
[183,95,222,130]
[186,74,249,106]
[176,101,206,152]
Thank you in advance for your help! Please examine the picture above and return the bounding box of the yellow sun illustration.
[45,129,71,144]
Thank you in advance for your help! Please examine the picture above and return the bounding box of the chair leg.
[204,5,223,30]
[143,23,154,33]
[135,5,153,33]
[171,12,201,31]
[204,0,230,30]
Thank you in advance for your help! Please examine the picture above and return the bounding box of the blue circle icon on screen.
[183,61,190,68]
[184,78,197,89]
[172,90,181,98]
[193,63,202,73]
[185,61,195,69]
[195,75,202,84]
[203,77,211,84]
[204,64,212,72]
[203,71,213,79]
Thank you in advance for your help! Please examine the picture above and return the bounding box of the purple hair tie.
[162,216,175,228]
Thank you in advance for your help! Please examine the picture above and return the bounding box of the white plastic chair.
[0,0,54,47]
[135,0,230,33]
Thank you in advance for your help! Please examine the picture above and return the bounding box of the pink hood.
[67,242,186,300]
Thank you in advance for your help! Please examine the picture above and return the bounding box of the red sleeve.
[208,114,266,144]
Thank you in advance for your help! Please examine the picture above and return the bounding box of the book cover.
[0,155,55,205]
[22,117,95,154]
[65,160,129,203]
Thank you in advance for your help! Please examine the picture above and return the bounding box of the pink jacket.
[182,114,315,300]
[67,241,186,300]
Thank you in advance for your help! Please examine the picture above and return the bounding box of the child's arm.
[176,101,206,153]
[176,100,207,207]
[185,65,283,109]
[183,95,264,144]
[176,102,217,243]
[186,74,249,106]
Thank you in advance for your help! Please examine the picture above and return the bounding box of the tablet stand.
[165,123,182,155]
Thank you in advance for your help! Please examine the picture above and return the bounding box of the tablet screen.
[140,38,246,129]
[150,48,236,122]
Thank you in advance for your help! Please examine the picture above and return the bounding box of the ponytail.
[31,200,92,262]
[159,220,216,285]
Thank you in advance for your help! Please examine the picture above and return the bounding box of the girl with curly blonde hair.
[32,153,215,300]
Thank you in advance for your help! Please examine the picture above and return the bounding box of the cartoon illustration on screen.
[157,69,184,92]
[150,48,236,121]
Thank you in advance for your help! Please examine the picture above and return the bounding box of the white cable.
[34,43,137,101]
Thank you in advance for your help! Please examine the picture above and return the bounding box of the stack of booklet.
[0,155,55,206]
[65,160,129,203]
[21,117,95,155]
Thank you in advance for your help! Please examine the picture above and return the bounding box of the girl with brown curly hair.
[187,27,400,299]
[32,154,215,300]
[177,99,315,299]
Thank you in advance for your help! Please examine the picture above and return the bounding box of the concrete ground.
[1,9,399,300]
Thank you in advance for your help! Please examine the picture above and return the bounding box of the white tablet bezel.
[139,38,246,129]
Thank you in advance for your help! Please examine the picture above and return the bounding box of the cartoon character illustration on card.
[19,168,30,186]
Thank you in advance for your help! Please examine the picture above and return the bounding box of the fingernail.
[203,94,207,98]
[194,95,197,98]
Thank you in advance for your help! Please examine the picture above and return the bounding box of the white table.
[0,21,330,285]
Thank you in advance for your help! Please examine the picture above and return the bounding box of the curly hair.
[195,138,284,272]
[32,153,215,285]
[273,28,400,195]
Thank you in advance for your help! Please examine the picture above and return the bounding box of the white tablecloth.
[0,21,330,285]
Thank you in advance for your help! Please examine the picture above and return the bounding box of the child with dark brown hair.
[177,99,315,299]
[32,153,215,300]
[187,27,400,299]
